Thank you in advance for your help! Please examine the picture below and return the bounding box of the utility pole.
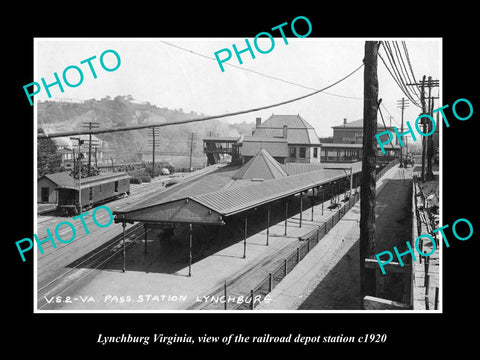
[420,76,427,182]
[70,137,84,215]
[187,132,198,172]
[83,122,100,176]
[425,77,439,181]
[396,98,409,167]
[360,41,380,306]
[94,146,98,168]
[147,127,160,178]
[407,76,439,181]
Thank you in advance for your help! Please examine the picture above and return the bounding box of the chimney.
[256,117,262,128]
[343,118,347,126]
[283,125,288,139]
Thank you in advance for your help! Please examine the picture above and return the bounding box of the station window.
[289,147,296,158]
[313,147,318,158]
[115,181,119,192]
[299,147,306,159]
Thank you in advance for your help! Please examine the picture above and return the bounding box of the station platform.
[40,163,408,312]
[40,184,358,311]
[256,164,412,310]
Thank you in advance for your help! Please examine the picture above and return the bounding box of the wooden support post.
[144,223,148,254]
[188,223,192,277]
[321,187,324,215]
[299,192,303,227]
[266,206,270,246]
[250,289,254,310]
[284,198,288,236]
[268,273,273,292]
[330,182,334,207]
[243,215,247,259]
[424,272,430,310]
[360,41,380,303]
[349,167,353,198]
[122,220,126,273]
[311,189,314,222]
[224,281,227,310]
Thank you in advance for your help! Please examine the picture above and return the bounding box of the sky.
[34,37,441,138]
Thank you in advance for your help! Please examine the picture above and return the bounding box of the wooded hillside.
[38,96,254,157]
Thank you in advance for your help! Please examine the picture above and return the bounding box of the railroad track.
[37,222,148,310]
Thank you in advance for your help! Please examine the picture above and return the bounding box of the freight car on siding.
[56,172,130,216]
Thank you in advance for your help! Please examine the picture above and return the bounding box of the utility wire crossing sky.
[34,38,441,138]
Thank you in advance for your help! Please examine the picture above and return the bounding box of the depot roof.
[113,153,362,225]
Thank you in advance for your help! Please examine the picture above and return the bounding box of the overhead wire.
[380,102,400,127]
[402,41,421,93]
[381,42,416,103]
[392,41,421,100]
[161,40,362,99]
[377,101,396,151]
[380,51,421,108]
[396,41,423,103]
[390,42,411,91]
[162,41,402,122]
[38,40,407,141]
[379,41,422,108]
[38,62,365,138]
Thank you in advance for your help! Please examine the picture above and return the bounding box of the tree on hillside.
[37,128,62,177]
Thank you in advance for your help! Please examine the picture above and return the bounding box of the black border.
[7,4,478,354]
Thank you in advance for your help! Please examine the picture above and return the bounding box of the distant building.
[52,135,103,170]
[53,97,84,103]
[203,137,240,166]
[37,172,74,203]
[239,136,288,164]
[322,118,400,162]
[244,114,321,164]
[331,118,398,144]
[203,115,322,165]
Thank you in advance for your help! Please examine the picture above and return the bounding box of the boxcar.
[57,172,130,216]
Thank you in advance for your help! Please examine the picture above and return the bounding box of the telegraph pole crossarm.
[147,127,160,178]
[406,76,439,181]
[82,121,100,177]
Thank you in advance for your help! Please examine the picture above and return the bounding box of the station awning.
[113,162,362,225]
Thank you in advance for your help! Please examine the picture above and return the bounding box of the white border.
[33,37,443,314]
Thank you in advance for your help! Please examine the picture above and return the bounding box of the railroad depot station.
[39,113,432,311]
[113,148,363,275]
[112,114,395,275]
